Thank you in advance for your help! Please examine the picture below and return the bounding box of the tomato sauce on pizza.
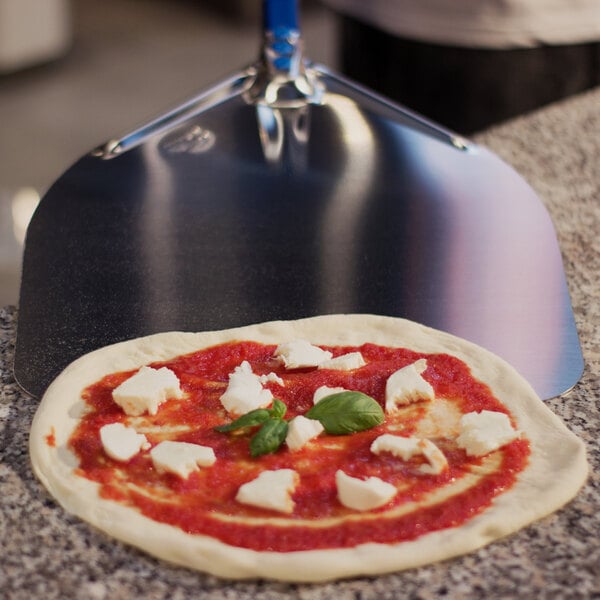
[66,341,530,553]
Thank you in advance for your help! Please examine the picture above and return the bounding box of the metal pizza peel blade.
[14,0,583,399]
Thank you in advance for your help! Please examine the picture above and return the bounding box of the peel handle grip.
[263,0,299,35]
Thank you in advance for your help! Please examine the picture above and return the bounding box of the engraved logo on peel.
[162,126,216,154]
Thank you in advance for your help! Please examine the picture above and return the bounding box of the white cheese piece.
[219,361,273,416]
[418,440,449,475]
[370,434,422,461]
[456,410,519,457]
[100,423,148,462]
[274,340,333,369]
[312,385,348,405]
[112,366,183,416]
[336,470,397,511]
[385,359,434,412]
[318,352,366,371]
[236,469,299,514]
[258,372,285,386]
[150,440,216,479]
[285,416,325,451]
[370,434,448,475]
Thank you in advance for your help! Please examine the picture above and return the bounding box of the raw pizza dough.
[29,314,588,581]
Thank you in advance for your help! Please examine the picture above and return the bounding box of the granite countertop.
[2,88,599,599]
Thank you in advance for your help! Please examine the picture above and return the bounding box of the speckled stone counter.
[2,87,599,599]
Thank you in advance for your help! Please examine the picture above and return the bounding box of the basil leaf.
[214,408,271,433]
[305,391,384,435]
[250,419,289,457]
[269,398,287,420]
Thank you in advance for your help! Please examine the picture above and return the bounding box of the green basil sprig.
[305,391,384,435]
[269,398,287,420]
[214,408,271,433]
[215,399,288,457]
[249,418,289,458]
[215,392,385,458]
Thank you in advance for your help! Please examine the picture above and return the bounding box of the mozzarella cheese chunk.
[418,440,449,475]
[312,385,348,405]
[112,366,183,416]
[370,434,448,475]
[318,352,366,371]
[219,361,273,416]
[100,423,148,462]
[236,469,299,514]
[150,440,216,479]
[285,416,325,451]
[336,470,397,511]
[456,410,519,456]
[258,372,285,386]
[274,340,333,369]
[385,359,434,411]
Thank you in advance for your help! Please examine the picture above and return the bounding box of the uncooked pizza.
[29,315,588,581]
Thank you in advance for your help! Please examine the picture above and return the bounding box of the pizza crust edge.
[29,314,588,581]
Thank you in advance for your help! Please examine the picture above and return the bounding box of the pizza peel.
[15,0,582,400]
